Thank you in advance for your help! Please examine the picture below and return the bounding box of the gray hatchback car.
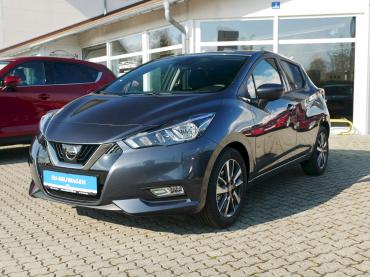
[29,51,330,228]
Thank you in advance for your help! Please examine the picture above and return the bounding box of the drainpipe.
[103,0,107,16]
[163,0,189,53]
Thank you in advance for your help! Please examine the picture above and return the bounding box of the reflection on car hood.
[45,93,223,144]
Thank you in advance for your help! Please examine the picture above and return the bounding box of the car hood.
[45,93,223,144]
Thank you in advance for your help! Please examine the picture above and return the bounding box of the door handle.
[287,104,295,112]
[38,93,50,100]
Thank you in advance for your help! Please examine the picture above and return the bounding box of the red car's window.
[5,61,45,86]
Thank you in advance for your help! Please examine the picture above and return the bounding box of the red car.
[0,57,116,146]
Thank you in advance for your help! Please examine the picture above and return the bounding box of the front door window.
[6,61,45,86]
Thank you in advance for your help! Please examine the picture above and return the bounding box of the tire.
[301,126,329,176]
[199,147,248,228]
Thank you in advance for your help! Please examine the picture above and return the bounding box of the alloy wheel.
[316,132,328,169]
[216,159,244,218]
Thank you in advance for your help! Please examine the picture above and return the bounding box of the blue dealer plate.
[43,170,97,195]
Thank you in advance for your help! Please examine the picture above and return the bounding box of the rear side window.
[6,61,45,86]
[281,60,304,90]
[52,62,98,84]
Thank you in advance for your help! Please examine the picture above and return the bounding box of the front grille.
[51,142,98,165]
[105,144,122,154]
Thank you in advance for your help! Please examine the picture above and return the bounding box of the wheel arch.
[197,134,254,212]
[225,141,251,175]
[321,120,330,137]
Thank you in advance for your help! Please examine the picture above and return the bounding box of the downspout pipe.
[163,0,189,53]
[103,0,107,16]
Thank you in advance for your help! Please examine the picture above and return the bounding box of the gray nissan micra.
[29,51,330,228]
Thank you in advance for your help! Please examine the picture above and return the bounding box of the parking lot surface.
[1,135,370,277]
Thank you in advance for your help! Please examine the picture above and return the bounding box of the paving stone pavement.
[0,135,370,277]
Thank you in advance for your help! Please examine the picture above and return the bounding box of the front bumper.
[29,136,218,215]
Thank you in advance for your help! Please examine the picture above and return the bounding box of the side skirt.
[248,153,311,187]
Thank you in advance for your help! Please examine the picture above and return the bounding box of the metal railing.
[330,118,354,135]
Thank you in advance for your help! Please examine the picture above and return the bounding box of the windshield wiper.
[122,91,158,95]
[96,90,113,95]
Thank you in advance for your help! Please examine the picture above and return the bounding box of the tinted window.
[281,61,304,90]
[53,62,98,84]
[103,55,248,95]
[6,61,45,86]
[252,58,282,90]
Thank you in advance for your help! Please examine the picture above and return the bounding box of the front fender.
[197,132,255,212]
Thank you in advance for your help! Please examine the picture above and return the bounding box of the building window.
[111,56,143,77]
[148,26,183,60]
[82,43,107,63]
[279,17,356,40]
[149,26,182,49]
[110,34,143,76]
[200,20,273,42]
[150,49,183,60]
[278,16,356,121]
[111,34,142,56]
[279,43,355,119]
[201,45,273,53]
[199,19,273,52]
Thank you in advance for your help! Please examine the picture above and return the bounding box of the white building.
[0,0,369,134]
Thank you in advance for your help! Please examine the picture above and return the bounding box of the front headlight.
[124,113,215,148]
[39,109,58,134]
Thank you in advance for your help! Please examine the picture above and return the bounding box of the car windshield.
[101,55,248,95]
[0,61,9,71]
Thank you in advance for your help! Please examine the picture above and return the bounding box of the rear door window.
[281,60,304,90]
[6,61,45,86]
[52,62,98,84]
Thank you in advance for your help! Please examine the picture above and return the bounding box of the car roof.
[154,51,296,64]
[168,50,269,58]
[0,56,103,67]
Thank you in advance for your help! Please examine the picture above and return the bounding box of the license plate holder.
[43,170,98,195]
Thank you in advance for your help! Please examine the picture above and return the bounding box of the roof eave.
[0,0,183,56]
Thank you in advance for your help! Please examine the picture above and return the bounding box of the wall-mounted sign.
[272,1,280,9]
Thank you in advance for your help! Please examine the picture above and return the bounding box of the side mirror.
[256,83,284,101]
[3,75,21,89]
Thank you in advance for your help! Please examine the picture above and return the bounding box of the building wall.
[16,35,82,59]
[0,0,144,50]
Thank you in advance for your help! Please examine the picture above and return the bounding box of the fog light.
[150,186,185,197]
